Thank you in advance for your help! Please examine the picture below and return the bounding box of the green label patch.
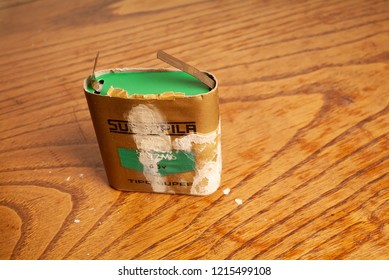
[118,148,195,176]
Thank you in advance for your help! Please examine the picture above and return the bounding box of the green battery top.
[87,71,210,96]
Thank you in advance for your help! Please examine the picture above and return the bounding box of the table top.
[1,0,388,260]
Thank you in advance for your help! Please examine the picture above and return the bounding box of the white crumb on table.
[235,198,243,205]
[74,219,80,223]
[66,176,71,181]
[223,188,231,195]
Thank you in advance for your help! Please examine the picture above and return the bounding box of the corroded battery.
[83,68,221,195]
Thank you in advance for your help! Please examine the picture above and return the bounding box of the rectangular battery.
[83,68,221,195]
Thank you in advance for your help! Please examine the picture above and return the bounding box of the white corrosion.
[235,198,243,205]
[127,104,172,193]
[223,188,231,195]
[173,122,222,195]
[128,104,222,195]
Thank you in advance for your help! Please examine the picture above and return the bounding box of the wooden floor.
[0,0,388,260]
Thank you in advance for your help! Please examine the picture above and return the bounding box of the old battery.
[83,60,221,195]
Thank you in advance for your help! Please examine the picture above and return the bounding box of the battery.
[83,68,221,195]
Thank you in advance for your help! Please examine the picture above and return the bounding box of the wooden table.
[0,0,388,260]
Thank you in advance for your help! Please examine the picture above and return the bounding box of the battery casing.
[83,68,221,195]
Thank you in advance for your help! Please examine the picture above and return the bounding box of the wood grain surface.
[0,0,388,260]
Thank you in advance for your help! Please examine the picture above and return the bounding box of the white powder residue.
[74,219,80,223]
[223,188,231,195]
[235,198,243,205]
[127,104,172,192]
[173,127,218,152]
[173,122,222,195]
[66,176,71,181]
[127,105,222,195]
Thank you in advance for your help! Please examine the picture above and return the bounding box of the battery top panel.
[87,71,211,96]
